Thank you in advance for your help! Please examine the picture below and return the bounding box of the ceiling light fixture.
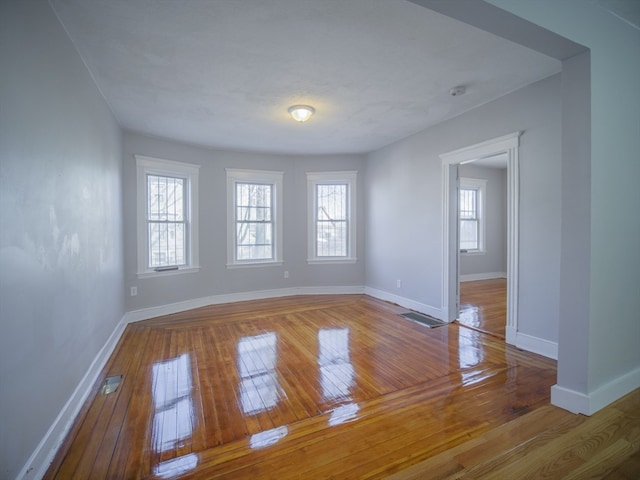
[288,105,315,122]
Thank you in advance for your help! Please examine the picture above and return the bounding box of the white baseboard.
[364,287,444,321]
[515,332,558,360]
[551,366,640,415]
[125,286,366,323]
[19,314,129,480]
[460,271,507,282]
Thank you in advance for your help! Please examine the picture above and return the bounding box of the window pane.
[236,182,274,261]
[317,185,347,220]
[459,188,477,220]
[148,175,184,221]
[147,174,186,268]
[148,222,185,268]
[460,219,478,250]
[316,184,348,257]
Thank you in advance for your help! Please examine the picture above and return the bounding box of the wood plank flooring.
[386,387,640,479]
[45,294,561,479]
[459,279,507,338]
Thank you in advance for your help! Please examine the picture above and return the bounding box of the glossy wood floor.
[387,387,640,479]
[459,279,507,339]
[45,294,558,479]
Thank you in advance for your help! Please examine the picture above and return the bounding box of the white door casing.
[439,132,520,346]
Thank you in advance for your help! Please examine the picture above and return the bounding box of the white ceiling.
[50,0,561,155]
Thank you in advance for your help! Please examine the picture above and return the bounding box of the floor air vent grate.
[100,375,122,395]
[399,312,447,328]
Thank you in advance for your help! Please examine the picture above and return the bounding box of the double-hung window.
[307,171,357,263]
[459,177,486,253]
[226,169,283,267]
[136,155,200,277]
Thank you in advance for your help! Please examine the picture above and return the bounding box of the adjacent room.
[1,1,639,479]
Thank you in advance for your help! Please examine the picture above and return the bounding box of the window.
[459,177,486,253]
[136,155,199,277]
[226,169,283,267]
[307,171,357,263]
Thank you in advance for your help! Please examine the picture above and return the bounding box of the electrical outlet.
[396,279,401,288]
[130,286,137,297]
[284,271,289,279]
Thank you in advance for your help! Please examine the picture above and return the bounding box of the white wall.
[458,164,507,278]
[0,2,124,479]
[366,73,561,343]
[123,131,367,312]
[488,0,640,415]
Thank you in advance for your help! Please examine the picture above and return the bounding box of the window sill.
[226,261,284,269]
[307,258,357,265]
[137,266,200,279]
[460,250,485,256]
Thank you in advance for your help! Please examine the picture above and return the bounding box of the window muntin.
[136,155,199,277]
[226,169,283,267]
[459,177,486,253]
[307,171,357,263]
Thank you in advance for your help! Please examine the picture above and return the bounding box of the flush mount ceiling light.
[288,105,315,122]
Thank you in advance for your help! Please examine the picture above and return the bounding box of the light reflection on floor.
[151,353,194,454]
[318,328,355,403]
[237,332,281,415]
[458,326,484,369]
[250,426,289,449]
[329,403,360,427]
[459,305,481,329]
[152,453,198,479]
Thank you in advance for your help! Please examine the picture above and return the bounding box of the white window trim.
[226,168,284,268]
[307,171,357,264]
[135,155,200,278]
[459,177,487,254]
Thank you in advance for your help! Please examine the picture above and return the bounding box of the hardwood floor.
[45,294,561,479]
[386,387,640,479]
[459,279,507,339]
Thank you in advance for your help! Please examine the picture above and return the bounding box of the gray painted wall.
[458,164,507,277]
[123,132,367,311]
[489,0,640,409]
[366,73,561,342]
[0,2,124,479]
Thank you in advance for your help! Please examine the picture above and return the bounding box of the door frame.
[439,132,520,346]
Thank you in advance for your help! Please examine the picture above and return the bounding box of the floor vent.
[399,312,447,328]
[100,375,122,395]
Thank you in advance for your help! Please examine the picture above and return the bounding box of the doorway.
[458,155,508,338]
[439,132,520,346]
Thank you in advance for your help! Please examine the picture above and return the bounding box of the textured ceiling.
[50,0,561,155]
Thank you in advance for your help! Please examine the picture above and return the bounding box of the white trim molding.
[306,171,358,264]
[551,366,640,415]
[125,286,366,323]
[514,332,558,360]
[19,315,129,480]
[226,168,284,268]
[365,287,444,321]
[440,132,521,347]
[135,155,200,278]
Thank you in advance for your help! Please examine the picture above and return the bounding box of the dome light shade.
[288,105,315,122]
